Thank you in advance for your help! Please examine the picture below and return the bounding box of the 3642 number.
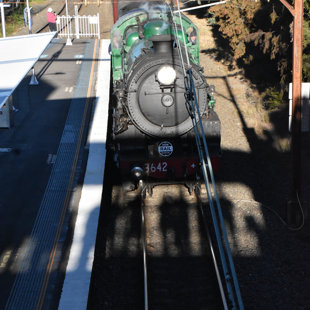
[145,162,168,174]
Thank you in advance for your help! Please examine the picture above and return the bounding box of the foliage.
[206,12,216,25]
[303,0,310,81]
[209,0,261,59]
[305,0,310,19]
[0,5,25,37]
[303,20,310,81]
[209,0,310,97]
[0,1,43,37]
[263,87,284,110]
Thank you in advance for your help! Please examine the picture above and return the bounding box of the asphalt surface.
[0,1,114,308]
[0,36,99,309]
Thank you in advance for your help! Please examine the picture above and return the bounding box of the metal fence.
[56,13,100,39]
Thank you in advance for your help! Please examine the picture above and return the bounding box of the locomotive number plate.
[158,141,173,157]
[144,162,168,175]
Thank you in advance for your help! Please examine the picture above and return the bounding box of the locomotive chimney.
[150,35,173,54]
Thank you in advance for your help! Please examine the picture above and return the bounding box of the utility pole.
[112,0,117,23]
[279,0,304,224]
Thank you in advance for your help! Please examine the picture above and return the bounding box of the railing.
[56,13,100,39]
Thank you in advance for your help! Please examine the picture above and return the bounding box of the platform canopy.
[0,32,56,109]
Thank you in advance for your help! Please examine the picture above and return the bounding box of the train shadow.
[86,134,310,310]
[87,75,310,310]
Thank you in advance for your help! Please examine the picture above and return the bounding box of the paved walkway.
[13,0,114,39]
[58,39,111,310]
[15,1,65,36]
[1,37,101,309]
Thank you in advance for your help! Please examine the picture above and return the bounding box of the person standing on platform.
[46,8,57,32]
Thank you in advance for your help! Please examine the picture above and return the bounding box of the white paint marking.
[65,87,74,93]
[46,154,57,165]
[58,39,111,310]
[76,60,82,65]
[0,250,12,272]
[0,148,12,152]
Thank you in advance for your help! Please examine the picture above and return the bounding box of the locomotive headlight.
[157,66,176,85]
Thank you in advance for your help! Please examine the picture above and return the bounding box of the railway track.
[141,183,225,309]
[88,174,226,309]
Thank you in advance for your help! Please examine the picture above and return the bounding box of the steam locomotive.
[110,1,221,190]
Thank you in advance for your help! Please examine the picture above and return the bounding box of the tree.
[303,0,310,81]
[209,0,310,91]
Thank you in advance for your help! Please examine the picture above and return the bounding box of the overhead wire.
[233,193,306,231]
[169,1,245,308]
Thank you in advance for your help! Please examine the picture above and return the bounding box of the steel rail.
[169,5,232,308]
[167,9,236,306]
[186,68,244,310]
[171,0,244,308]
[166,1,243,310]
[140,182,149,310]
[140,182,226,309]
[195,188,229,310]
[186,83,236,308]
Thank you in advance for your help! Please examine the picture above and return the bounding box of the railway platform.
[0,35,110,309]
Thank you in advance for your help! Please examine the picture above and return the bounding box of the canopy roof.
[0,32,56,109]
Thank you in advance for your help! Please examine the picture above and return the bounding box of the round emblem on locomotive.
[158,141,173,157]
[161,94,174,107]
